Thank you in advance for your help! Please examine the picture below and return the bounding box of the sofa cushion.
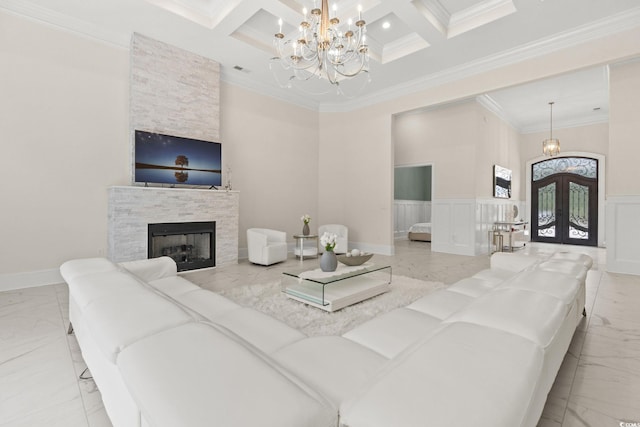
[213,307,306,354]
[489,252,542,272]
[147,276,202,298]
[170,288,241,318]
[66,270,150,311]
[118,323,337,427]
[83,291,193,363]
[500,270,582,308]
[273,336,387,406]
[340,322,544,427]
[447,277,499,298]
[537,260,588,282]
[406,289,473,319]
[472,268,516,283]
[550,252,593,269]
[444,288,568,348]
[60,258,119,281]
[120,256,177,283]
[343,308,442,358]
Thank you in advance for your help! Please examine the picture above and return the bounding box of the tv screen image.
[135,130,222,187]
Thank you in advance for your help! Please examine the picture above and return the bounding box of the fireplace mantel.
[108,186,238,267]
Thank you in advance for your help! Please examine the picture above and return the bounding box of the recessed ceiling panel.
[367,13,430,64]
[277,0,382,20]
[485,66,609,132]
[412,0,517,38]
[145,0,243,29]
[231,8,287,55]
[439,0,485,15]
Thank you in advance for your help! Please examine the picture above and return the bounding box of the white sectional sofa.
[60,250,592,427]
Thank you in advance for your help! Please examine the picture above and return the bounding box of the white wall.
[318,108,394,254]
[0,11,129,287]
[319,29,640,260]
[392,100,522,255]
[318,25,640,258]
[4,10,640,286]
[519,123,609,197]
[0,11,319,289]
[394,101,479,199]
[220,82,319,253]
[607,59,640,275]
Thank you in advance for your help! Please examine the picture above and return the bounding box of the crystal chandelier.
[542,101,561,156]
[271,0,370,94]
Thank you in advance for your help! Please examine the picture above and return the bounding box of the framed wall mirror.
[494,165,512,199]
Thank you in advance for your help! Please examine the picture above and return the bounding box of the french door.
[531,158,598,247]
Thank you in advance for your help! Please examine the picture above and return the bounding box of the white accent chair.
[247,228,288,266]
[318,224,348,254]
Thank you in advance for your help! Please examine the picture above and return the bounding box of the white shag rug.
[219,275,445,337]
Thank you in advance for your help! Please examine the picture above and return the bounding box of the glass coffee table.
[282,263,392,312]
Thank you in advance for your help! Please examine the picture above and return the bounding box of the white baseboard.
[0,269,64,292]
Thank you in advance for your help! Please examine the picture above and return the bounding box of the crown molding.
[520,114,609,134]
[144,0,242,30]
[381,33,430,64]
[320,6,640,113]
[475,94,521,131]
[412,0,449,35]
[0,0,129,48]
[447,0,516,39]
[476,94,609,133]
[3,1,640,115]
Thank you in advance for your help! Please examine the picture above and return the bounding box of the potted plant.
[320,232,338,272]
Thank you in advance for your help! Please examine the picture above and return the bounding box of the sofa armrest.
[120,257,177,282]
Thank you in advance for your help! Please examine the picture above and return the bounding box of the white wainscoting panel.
[431,199,475,256]
[394,200,431,238]
[475,199,526,255]
[606,196,640,275]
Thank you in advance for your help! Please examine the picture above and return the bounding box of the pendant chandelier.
[270,0,370,94]
[542,101,561,156]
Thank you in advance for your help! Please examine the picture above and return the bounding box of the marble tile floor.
[0,241,638,427]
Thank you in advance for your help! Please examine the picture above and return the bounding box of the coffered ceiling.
[2,0,640,128]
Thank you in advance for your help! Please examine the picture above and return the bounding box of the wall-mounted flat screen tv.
[134,130,222,187]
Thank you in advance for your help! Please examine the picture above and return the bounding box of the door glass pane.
[568,181,589,240]
[533,158,597,181]
[538,182,556,238]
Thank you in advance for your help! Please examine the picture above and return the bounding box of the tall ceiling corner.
[144,0,244,29]
[411,0,517,39]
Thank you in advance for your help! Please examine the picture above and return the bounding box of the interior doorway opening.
[393,164,433,243]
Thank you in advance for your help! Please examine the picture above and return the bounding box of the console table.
[490,221,528,253]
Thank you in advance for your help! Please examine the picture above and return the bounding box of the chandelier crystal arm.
[272,0,370,94]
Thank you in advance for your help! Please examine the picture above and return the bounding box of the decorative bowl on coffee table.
[337,253,373,266]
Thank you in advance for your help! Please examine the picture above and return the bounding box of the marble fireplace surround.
[108,186,239,267]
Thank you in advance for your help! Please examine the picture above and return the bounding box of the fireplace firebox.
[148,221,215,271]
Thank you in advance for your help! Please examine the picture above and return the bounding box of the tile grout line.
[557,265,604,427]
[55,284,92,427]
